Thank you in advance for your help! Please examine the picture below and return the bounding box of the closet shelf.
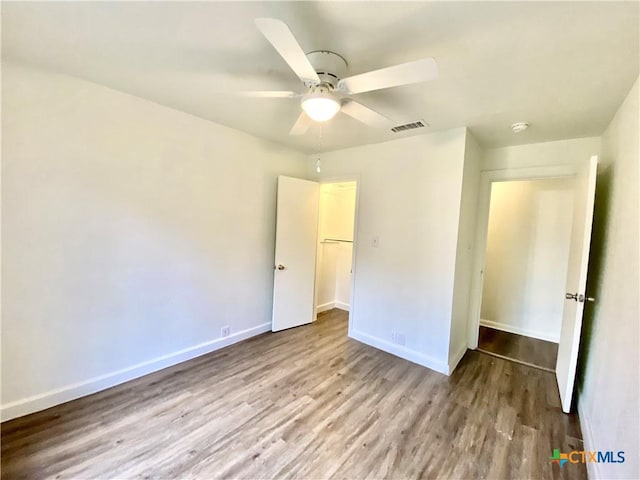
[322,238,353,243]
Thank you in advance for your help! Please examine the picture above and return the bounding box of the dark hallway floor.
[478,326,559,371]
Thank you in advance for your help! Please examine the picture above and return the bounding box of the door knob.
[276,264,286,271]
[565,292,578,301]
[578,294,595,303]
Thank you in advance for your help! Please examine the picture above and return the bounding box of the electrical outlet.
[391,331,406,346]
[221,326,230,337]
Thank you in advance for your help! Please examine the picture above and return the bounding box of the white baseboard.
[317,302,335,313]
[448,343,468,374]
[317,301,350,313]
[335,301,350,312]
[349,329,449,375]
[480,319,559,343]
[1,322,271,422]
[577,391,600,480]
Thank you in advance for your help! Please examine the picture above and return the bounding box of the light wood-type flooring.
[2,309,585,479]
[478,326,559,371]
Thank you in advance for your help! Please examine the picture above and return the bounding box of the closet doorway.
[476,177,575,371]
[272,176,359,333]
[314,182,357,325]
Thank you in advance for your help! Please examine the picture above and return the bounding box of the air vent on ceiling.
[390,120,428,133]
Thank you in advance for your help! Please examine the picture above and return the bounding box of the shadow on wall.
[576,162,614,389]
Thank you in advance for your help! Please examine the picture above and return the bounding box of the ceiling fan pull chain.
[316,126,323,173]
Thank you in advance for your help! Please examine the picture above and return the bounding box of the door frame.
[313,175,361,336]
[467,164,578,349]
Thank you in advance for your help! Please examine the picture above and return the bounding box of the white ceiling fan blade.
[340,100,393,129]
[234,91,298,98]
[338,58,438,95]
[289,112,312,135]
[255,18,320,85]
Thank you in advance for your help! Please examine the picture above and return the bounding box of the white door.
[556,155,598,413]
[272,176,320,332]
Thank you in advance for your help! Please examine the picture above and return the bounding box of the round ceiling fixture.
[511,122,530,133]
[301,86,340,122]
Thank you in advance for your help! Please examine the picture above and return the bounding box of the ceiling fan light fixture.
[301,91,340,122]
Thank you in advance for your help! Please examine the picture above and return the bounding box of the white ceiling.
[2,1,638,153]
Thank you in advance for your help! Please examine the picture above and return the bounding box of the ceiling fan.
[239,18,439,135]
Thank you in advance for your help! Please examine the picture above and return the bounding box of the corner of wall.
[447,128,483,372]
[349,330,450,376]
[577,390,601,480]
[448,342,468,374]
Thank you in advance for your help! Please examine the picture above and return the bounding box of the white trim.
[349,329,449,375]
[1,322,271,422]
[448,343,468,374]
[334,301,350,311]
[467,164,577,350]
[316,301,350,313]
[479,319,560,343]
[578,391,600,480]
[316,302,336,313]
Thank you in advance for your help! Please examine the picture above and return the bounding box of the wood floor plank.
[2,309,586,479]
[478,326,559,370]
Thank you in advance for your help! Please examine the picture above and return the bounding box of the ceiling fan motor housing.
[305,51,348,89]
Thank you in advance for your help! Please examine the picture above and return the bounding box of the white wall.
[316,243,338,311]
[310,129,468,374]
[578,77,639,480]
[334,242,353,309]
[316,183,356,312]
[483,136,601,171]
[448,130,481,368]
[480,178,574,342]
[1,61,307,420]
[318,183,356,242]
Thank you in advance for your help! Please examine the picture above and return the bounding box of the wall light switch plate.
[372,236,379,248]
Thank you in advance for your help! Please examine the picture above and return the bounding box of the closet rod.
[322,238,353,243]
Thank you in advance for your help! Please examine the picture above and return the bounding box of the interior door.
[556,155,598,413]
[272,176,320,332]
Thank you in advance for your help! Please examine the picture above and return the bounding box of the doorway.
[271,176,359,334]
[476,177,575,371]
[314,182,357,327]
[467,158,598,412]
